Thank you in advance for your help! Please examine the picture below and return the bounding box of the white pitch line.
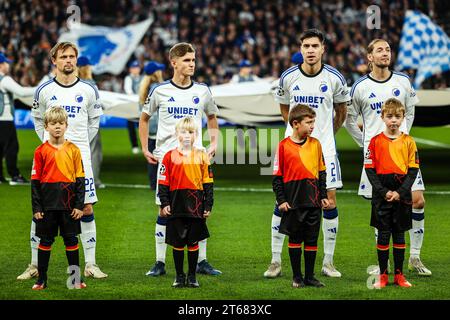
[413,137,450,149]
[104,183,450,195]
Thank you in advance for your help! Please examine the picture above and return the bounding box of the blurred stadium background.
[1,0,449,300]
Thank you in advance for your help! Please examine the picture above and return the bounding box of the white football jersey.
[349,71,419,152]
[275,64,350,157]
[142,80,219,160]
[32,78,103,153]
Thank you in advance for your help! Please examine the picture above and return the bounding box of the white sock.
[198,239,207,263]
[30,220,40,266]
[80,220,97,265]
[409,208,425,259]
[271,214,285,264]
[155,223,167,263]
[322,216,339,265]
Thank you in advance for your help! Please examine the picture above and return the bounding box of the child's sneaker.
[187,274,200,288]
[394,272,412,288]
[373,273,389,289]
[74,280,87,289]
[32,279,47,290]
[172,274,186,288]
[304,276,325,287]
[292,276,305,288]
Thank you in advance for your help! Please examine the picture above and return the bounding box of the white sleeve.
[405,81,418,133]
[142,87,158,116]
[203,86,219,116]
[274,75,290,105]
[344,88,363,147]
[88,116,100,143]
[124,76,133,95]
[87,86,103,119]
[31,87,47,141]
[332,78,351,104]
[1,76,36,97]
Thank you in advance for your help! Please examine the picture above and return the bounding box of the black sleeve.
[203,183,214,212]
[272,175,287,205]
[158,184,171,208]
[319,170,327,200]
[397,168,419,199]
[74,177,85,210]
[365,168,389,198]
[31,180,43,214]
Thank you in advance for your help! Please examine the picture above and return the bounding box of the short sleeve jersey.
[349,71,419,152]
[32,78,103,151]
[142,80,219,160]
[275,64,350,157]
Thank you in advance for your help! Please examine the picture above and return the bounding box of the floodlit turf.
[1,127,449,300]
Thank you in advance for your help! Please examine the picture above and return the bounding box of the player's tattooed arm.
[333,102,347,134]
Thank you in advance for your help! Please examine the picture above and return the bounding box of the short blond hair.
[44,107,68,126]
[50,42,79,60]
[175,117,198,133]
[381,98,405,117]
[169,42,195,60]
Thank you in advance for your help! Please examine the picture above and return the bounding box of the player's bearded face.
[54,48,77,75]
[370,43,391,68]
[300,37,324,66]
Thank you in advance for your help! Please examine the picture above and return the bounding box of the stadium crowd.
[0,0,448,91]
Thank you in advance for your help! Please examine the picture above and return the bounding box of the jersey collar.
[54,76,80,88]
[299,63,324,78]
[367,70,393,83]
[170,79,194,90]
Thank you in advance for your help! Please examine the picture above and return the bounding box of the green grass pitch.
[1,126,449,300]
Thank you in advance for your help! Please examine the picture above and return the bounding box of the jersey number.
[330,162,336,177]
[85,178,95,192]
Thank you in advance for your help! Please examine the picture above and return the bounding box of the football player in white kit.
[265,29,350,279]
[346,39,431,276]
[139,42,221,277]
[17,42,108,280]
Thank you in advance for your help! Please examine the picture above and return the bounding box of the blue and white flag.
[59,18,153,75]
[396,10,450,89]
